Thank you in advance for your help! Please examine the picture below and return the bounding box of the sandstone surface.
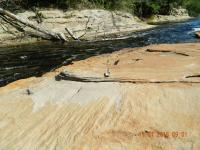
[195,31,200,38]
[0,9,154,47]
[0,43,200,149]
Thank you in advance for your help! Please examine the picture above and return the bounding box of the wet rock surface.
[195,31,200,38]
[0,43,200,149]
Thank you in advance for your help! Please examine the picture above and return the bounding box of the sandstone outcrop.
[148,8,191,24]
[0,43,200,149]
[0,9,154,46]
[195,31,200,38]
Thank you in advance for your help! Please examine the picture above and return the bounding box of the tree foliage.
[0,0,199,17]
[185,0,200,16]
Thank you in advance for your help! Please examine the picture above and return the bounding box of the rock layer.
[0,43,200,149]
[0,9,154,46]
[148,8,190,24]
[195,31,200,38]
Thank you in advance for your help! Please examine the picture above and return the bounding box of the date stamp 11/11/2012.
[137,131,187,138]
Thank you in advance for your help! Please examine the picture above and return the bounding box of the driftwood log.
[146,49,190,56]
[0,7,67,41]
[55,71,200,83]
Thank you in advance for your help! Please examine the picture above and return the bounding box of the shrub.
[1,0,199,17]
[185,0,200,16]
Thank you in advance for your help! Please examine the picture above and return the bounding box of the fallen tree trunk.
[65,28,79,41]
[55,71,200,84]
[146,49,190,56]
[0,7,67,41]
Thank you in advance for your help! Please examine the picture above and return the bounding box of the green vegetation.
[1,0,200,17]
[185,0,200,16]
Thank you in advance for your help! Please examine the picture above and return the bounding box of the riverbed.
[0,18,200,86]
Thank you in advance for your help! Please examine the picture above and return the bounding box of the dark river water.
[0,18,200,87]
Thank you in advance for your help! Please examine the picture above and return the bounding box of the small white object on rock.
[104,68,110,78]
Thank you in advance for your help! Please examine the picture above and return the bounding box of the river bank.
[0,42,200,149]
[0,9,191,47]
[1,17,200,87]
[147,8,191,24]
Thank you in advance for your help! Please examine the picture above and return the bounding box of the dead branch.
[111,12,120,32]
[65,27,79,41]
[146,49,189,56]
[0,7,67,41]
[0,14,25,32]
[55,71,200,84]
[0,22,16,36]
[65,17,91,41]
[77,17,90,39]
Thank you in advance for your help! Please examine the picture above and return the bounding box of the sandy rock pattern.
[0,43,200,149]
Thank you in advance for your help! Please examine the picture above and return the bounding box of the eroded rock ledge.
[195,31,200,38]
[0,9,154,47]
[0,43,200,149]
